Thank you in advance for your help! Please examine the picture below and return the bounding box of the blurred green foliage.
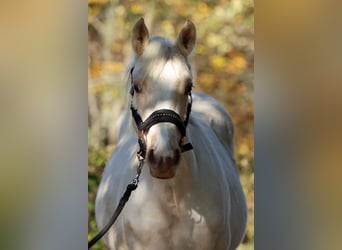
[88,1,253,249]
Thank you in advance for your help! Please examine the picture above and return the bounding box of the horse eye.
[184,82,192,95]
[132,81,142,94]
[133,84,142,93]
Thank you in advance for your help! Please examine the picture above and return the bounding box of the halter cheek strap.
[129,67,193,157]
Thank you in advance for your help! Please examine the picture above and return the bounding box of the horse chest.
[119,183,224,250]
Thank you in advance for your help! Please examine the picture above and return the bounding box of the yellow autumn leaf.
[88,0,109,4]
[197,3,210,17]
[196,44,206,55]
[131,3,142,14]
[226,53,247,74]
[199,73,215,89]
[161,20,175,36]
[211,55,226,70]
[89,62,103,78]
[103,62,125,73]
[238,142,249,155]
[88,6,101,21]
[88,82,109,93]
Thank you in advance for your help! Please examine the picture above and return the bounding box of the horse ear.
[131,18,150,55]
[175,20,196,57]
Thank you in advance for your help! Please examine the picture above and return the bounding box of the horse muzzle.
[147,148,180,179]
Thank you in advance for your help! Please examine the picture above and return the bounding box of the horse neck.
[117,105,136,139]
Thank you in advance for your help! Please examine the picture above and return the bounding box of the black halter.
[129,67,193,159]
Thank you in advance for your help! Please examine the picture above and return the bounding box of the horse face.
[131,18,196,179]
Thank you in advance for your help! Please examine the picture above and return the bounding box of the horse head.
[129,18,196,179]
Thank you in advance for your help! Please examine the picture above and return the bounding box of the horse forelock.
[127,36,192,82]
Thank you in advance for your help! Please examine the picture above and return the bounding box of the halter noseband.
[129,67,193,159]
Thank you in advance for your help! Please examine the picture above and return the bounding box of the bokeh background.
[88,0,254,249]
[1,1,341,250]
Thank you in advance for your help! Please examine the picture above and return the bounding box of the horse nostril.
[166,149,180,166]
[148,149,156,164]
[147,149,180,167]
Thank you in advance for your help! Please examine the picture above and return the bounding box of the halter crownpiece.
[129,67,193,157]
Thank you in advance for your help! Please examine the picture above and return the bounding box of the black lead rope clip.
[180,139,193,152]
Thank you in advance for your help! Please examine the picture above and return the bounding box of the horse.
[95,18,247,250]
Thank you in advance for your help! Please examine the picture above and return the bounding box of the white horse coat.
[95,18,247,250]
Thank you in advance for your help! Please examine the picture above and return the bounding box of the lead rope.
[88,154,145,249]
